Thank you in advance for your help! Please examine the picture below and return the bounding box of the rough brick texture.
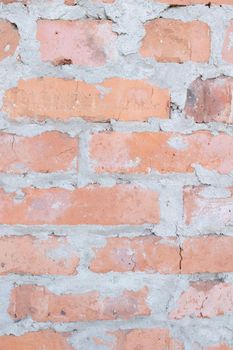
[0,0,232,349]
[140,19,210,63]
[0,330,74,350]
[90,236,180,273]
[0,235,79,275]
[0,20,19,61]
[0,185,159,225]
[185,76,233,124]
[9,285,150,322]
[170,281,233,319]
[0,131,77,173]
[37,20,117,66]
[3,77,169,121]
[110,328,184,349]
[90,131,233,174]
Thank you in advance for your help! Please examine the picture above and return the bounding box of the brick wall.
[0,0,232,349]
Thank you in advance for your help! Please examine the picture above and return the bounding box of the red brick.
[0,20,19,61]
[185,76,233,124]
[140,19,210,63]
[0,330,73,350]
[9,285,150,322]
[89,236,180,273]
[3,77,169,122]
[184,186,233,226]
[170,281,233,319]
[0,185,159,225]
[0,131,77,174]
[0,235,79,275]
[90,131,233,174]
[181,236,233,274]
[37,20,117,66]
[109,328,184,350]
[223,21,233,63]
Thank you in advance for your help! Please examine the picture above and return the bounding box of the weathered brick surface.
[0,185,159,225]
[9,285,150,322]
[0,330,74,350]
[90,131,233,174]
[90,236,180,273]
[110,328,184,350]
[37,20,117,67]
[0,0,232,349]
[185,77,233,124]
[140,19,210,63]
[170,281,233,319]
[3,77,169,121]
[184,186,233,227]
[0,235,79,275]
[0,20,19,61]
[0,131,77,173]
[181,236,233,274]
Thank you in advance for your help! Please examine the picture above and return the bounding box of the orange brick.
[184,186,233,226]
[89,236,180,273]
[0,185,159,225]
[206,345,233,350]
[0,131,77,173]
[0,20,19,61]
[9,285,150,322]
[0,330,73,350]
[37,20,117,66]
[181,236,233,274]
[140,19,210,63]
[110,328,184,350]
[90,131,233,174]
[3,77,169,122]
[64,0,77,4]
[0,235,79,275]
[170,281,233,319]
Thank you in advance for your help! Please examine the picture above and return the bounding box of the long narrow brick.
[0,330,74,350]
[90,236,180,273]
[110,328,184,350]
[0,185,159,225]
[9,285,150,322]
[89,131,233,174]
[2,77,170,122]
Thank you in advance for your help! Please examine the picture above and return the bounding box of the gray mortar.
[0,0,233,349]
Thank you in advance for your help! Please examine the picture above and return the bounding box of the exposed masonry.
[1,0,233,349]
